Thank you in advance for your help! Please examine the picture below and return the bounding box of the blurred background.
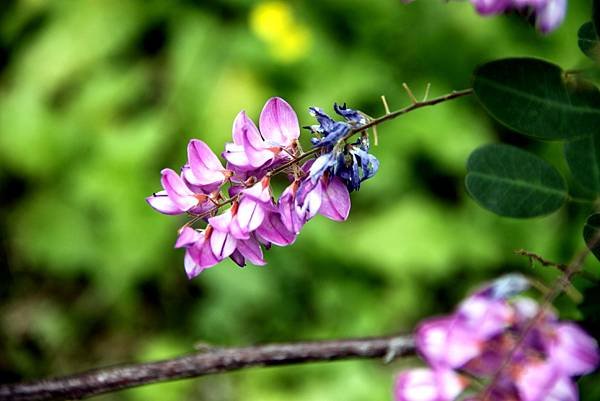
[1,0,598,400]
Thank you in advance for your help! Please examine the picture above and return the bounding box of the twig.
[268,88,473,177]
[514,248,597,282]
[0,335,415,401]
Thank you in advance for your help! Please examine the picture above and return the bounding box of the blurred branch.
[0,334,415,401]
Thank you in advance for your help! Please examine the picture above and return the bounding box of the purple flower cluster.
[471,0,567,33]
[147,98,376,278]
[395,275,599,401]
[401,0,567,33]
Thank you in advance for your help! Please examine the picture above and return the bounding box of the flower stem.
[268,88,473,177]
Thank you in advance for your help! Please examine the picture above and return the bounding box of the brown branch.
[514,248,597,282]
[267,88,473,176]
[0,334,415,401]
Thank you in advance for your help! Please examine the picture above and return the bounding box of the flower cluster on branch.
[403,0,567,33]
[147,98,378,278]
[395,275,599,401]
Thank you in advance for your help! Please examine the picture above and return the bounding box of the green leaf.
[473,58,600,140]
[578,22,600,61]
[465,144,567,217]
[564,134,600,194]
[594,0,600,37]
[584,213,600,262]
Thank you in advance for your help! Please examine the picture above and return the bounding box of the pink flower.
[175,227,219,279]
[515,362,577,401]
[230,177,276,239]
[399,275,599,400]
[183,139,232,192]
[224,97,299,171]
[416,317,484,369]
[256,211,297,246]
[146,169,213,215]
[547,322,600,376]
[394,368,467,401]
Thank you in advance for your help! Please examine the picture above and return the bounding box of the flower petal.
[146,191,184,215]
[236,197,266,234]
[209,230,237,259]
[237,236,266,266]
[259,97,300,146]
[185,237,219,278]
[516,362,577,401]
[186,139,226,186]
[308,153,336,182]
[536,0,566,33]
[416,317,482,369]
[394,368,466,401]
[548,323,600,376]
[319,176,350,221]
[161,168,199,211]
[223,143,252,168]
[256,212,296,246]
[279,183,304,234]
[175,227,202,248]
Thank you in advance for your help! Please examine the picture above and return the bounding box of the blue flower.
[307,103,379,192]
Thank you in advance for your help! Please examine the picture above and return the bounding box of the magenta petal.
[208,209,234,232]
[259,97,300,146]
[209,230,237,259]
[516,362,577,401]
[297,180,322,221]
[243,180,272,203]
[185,238,219,279]
[175,227,202,248]
[146,191,184,215]
[536,0,566,34]
[279,185,304,234]
[230,249,246,267]
[256,212,296,246]
[232,111,274,168]
[184,248,203,279]
[416,317,482,369]
[186,139,225,186]
[549,323,600,376]
[242,129,275,168]
[161,168,198,211]
[394,368,466,401]
[229,216,251,240]
[319,177,350,221]
[223,143,252,168]
[237,237,266,266]
[236,198,266,233]
[232,110,250,144]
[456,295,513,340]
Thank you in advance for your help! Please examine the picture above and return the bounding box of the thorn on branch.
[514,249,566,271]
[422,83,431,102]
[402,83,419,104]
[381,95,391,114]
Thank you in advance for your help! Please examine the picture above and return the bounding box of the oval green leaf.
[594,0,600,36]
[584,213,600,262]
[578,22,600,61]
[465,144,567,217]
[564,133,600,194]
[473,58,600,139]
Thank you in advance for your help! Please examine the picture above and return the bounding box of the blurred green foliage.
[0,0,598,400]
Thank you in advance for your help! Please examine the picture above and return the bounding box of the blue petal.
[334,103,366,125]
[313,122,350,148]
[363,154,379,181]
[309,107,335,131]
[309,152,336,183]
[349,154,361,191]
